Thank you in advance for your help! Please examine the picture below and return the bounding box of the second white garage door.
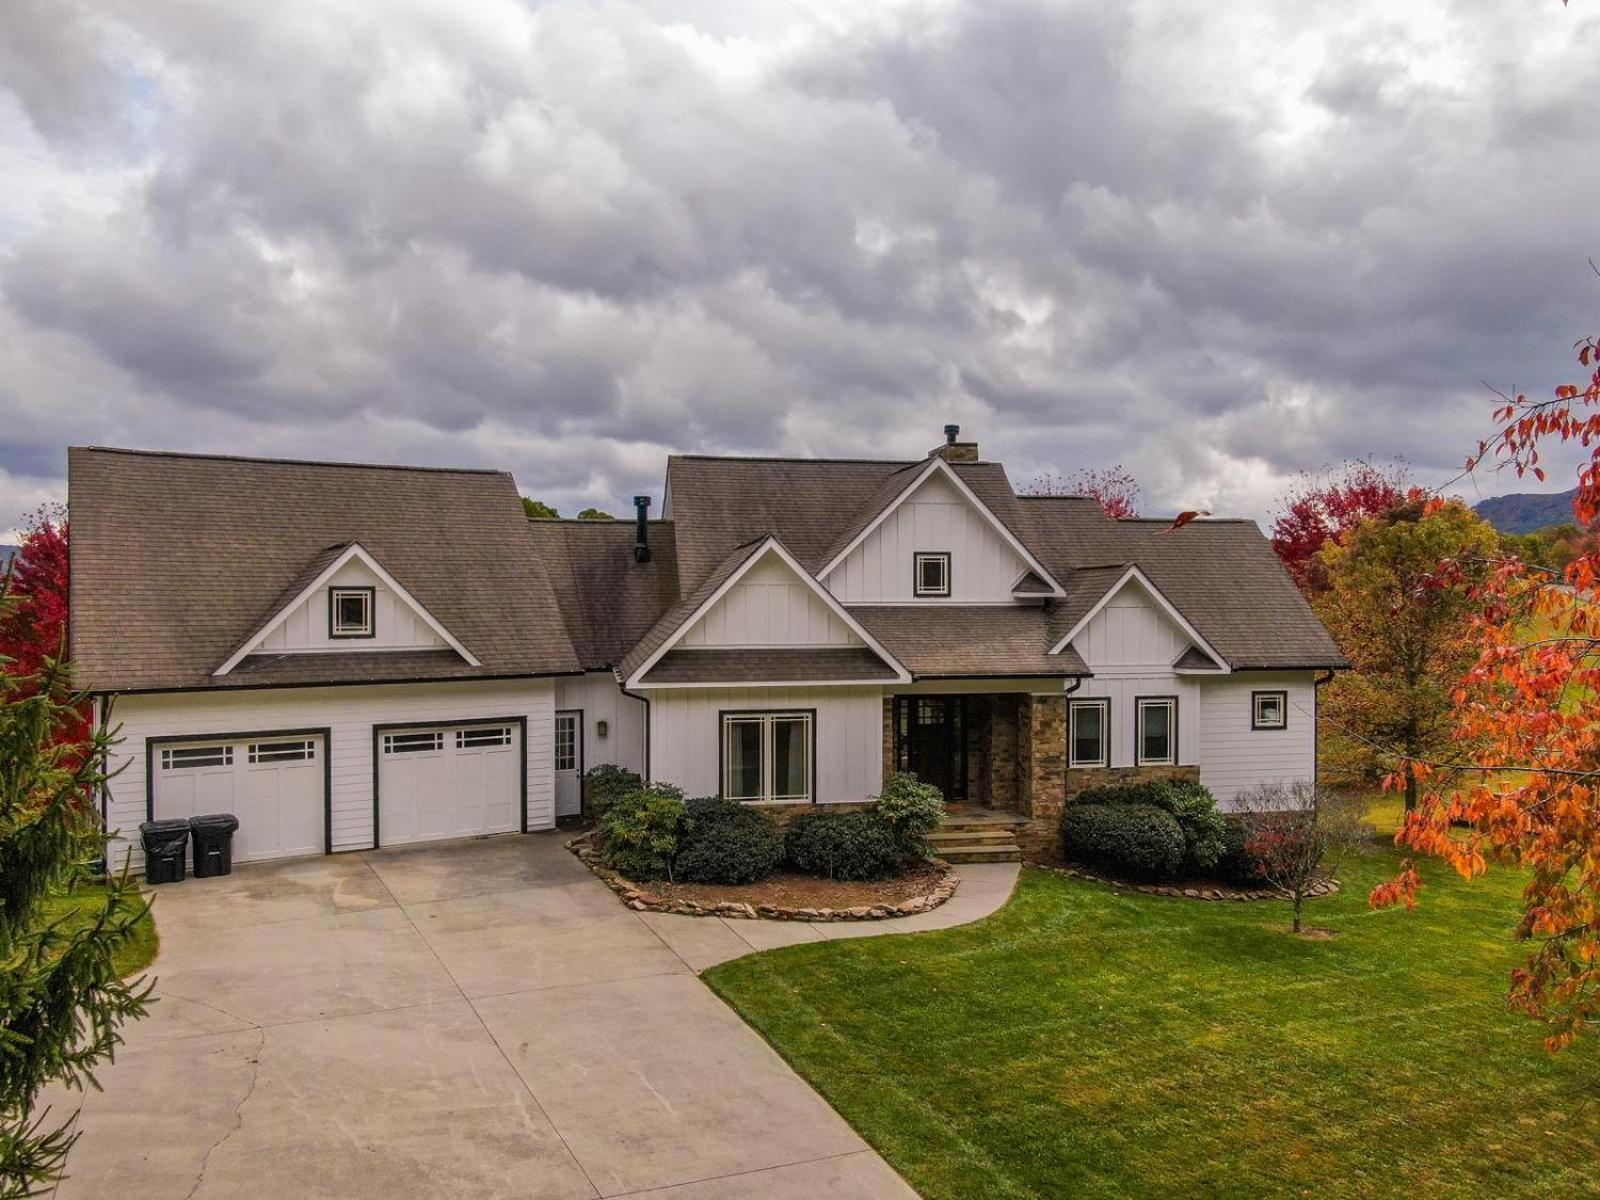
[377,721,523,847]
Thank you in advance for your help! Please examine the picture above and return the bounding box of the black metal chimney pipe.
[633,495,651,563]
[944,423,960,446]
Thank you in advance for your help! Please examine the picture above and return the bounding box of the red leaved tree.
[1023,466,1141,518]
[1372,330,1600,1049]
[0,504,86,748]
[1270,460,1416,592]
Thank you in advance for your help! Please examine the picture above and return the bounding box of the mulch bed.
[648,863,948,910]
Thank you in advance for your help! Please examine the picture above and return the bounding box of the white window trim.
[914,551,951,597]
[1252,690,1288,730]
[1068,698,1110,768]
[329,586,374,638]
[1135,697,1178,766]
[721,710,814,804]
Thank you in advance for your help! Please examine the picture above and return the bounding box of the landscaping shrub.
[1069,779,1226,876]
[872,772,946,860]
[599,783,686,880]
[785,809,902,881]
[1059,803,1185,881]
[584,764,643,821]
[673,796,785,885]
[1214,816,1269,886]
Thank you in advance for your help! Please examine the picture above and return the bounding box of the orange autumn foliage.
[1372,332,1600,1050]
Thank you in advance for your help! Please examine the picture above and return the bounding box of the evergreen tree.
[1,574,151,1197]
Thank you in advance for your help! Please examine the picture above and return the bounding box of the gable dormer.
[1050,566,1226,673]
[819,457,1063,604]
[214,543,479,675]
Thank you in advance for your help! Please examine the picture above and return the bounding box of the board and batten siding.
[553,671,647,776]
[647,685,883,802]
[101,678,556,870]
[254,559,447,653]
[679,555,862,648]
[826,470,1031,603]
[1197,672,1318,809]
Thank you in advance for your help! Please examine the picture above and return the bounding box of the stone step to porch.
[932,842,1023,864]
[928,827,1018,846]
[930,808,1024,863]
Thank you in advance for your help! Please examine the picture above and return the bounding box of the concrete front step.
[936,843,1023,863]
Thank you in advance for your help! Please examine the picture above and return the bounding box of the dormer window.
[329,586,374,638]
[914,552,951,597]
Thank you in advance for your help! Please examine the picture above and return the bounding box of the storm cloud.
[2,0,1597,531]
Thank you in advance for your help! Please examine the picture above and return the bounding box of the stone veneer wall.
[881,697,895,787]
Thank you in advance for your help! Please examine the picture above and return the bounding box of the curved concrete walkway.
[49,835,1017,1200]
[635,861,1021,972]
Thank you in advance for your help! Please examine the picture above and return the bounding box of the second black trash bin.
[189,813,241,878]
[140,819,191,885]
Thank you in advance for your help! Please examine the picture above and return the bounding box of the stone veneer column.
[881,696,895,787]
[1016,693,1067,860]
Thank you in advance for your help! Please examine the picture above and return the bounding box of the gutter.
[1312,668,1336,789]
[619,683,653,783]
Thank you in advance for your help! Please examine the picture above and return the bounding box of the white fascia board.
[1047,565,1229,672]
[213,542,481,676]
[817,457,1065,597]
[627,678,900,691]
[624,538,911,688]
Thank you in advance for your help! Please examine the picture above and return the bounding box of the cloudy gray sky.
[1,0,1596,536]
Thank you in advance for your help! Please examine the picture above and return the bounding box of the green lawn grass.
[38,885,159,979]
[705,846,1600,1199]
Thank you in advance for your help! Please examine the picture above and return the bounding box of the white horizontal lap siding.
[102,678,556,871]
[680,556,861,648]
[256,559,447,652]
[1071,674,1200,769]
[829,472,1030,603]
[1197,672,1318,809]
[646,686,882,802]
[553,672,647,776]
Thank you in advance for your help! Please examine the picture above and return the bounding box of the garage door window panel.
[160,745,234,770]
[248,740,317,764]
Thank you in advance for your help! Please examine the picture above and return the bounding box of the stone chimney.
[929,422,979,463]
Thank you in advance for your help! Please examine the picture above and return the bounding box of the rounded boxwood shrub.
[872,772,946,860]
[599,783,686,881]
[1059,802,1185,881]
[1071,779,1226,877]
[784,809,901,881]
[584,764,644,822]
[673,796,785,885]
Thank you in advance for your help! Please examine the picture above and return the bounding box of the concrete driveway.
[50,833,926,1199]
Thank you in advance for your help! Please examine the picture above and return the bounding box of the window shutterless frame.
[1068,697,1110,768]
[328,585,376,639]
[718,709,816,804]
[1251,689,1288,731]
[1134,696,1178,766]
[913,552,951,597]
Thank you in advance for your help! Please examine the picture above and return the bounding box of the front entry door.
[554,710,584,817]
[893,697,967,802]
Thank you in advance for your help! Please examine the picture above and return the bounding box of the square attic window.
[914,552,951,597]
[329,587,374,638]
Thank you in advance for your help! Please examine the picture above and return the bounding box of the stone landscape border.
[1039,862,1341,902]
[567,832,962,921]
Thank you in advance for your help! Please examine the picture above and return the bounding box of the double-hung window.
[914,552,951,597]
[721,711,813,803]
[1252,690,1287,730]
[1135,697,1177,766]
[329,586,374,638]
[1068,698,1109,768]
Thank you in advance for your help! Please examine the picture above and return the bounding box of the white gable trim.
[625,538,911,688]
[213,543,481,676]
[1048,566,1229,672]
[817,457,1066,597]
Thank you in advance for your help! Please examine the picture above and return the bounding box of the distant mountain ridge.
[1473,487,1580,535]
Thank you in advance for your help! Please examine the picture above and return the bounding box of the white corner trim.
[817,457,1065,596]
[625,538,912,688]
[1047,565,1229,672]
[212,543,481,676]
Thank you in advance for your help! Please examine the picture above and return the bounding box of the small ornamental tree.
[1022,467,1141,518]
[1240,782,1370,933]
[1,576,151,1196]
[1270,460,1414,592]
[0,508,86,759]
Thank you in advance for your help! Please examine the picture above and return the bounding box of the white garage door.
[378,722,521,847]
[152,735,324,863]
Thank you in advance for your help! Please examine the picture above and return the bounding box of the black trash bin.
[189,813,241,878]
[140,819,191,885]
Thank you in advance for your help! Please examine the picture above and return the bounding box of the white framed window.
[1252,690,1288,731]
[383,730,443,755]
[160,744,233,770]
[1136,697,1177,766]
[457,726,513,750]
[554,714,577,772]
[329,586,374,638]
[913,552,951,597]
[721,711,813,803]
[1068,699,1109,768]
[248,739,316,764]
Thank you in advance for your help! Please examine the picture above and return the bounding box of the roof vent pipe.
[944,423,960,445]
[633,495,652,563]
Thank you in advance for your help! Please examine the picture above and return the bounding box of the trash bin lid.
[189,813,241,833]
[139,818,191,836]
